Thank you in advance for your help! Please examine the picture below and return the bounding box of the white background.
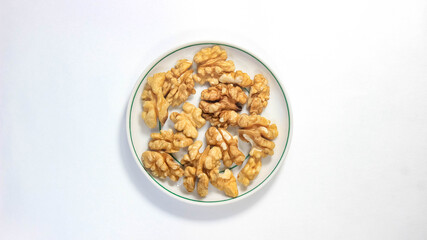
[1,0,427,239]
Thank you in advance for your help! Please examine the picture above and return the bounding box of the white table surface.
[1,0,427,239]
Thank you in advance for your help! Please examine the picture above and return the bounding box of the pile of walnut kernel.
[141,46,278,198]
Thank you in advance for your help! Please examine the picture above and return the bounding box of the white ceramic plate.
[126,42,292,205]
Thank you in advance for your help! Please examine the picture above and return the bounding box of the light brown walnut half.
[193,46,235,85]
[183,166,197,192]
[209,169,239,198]
[148,129,193,153]
[181,142,223,197]
[163,59,196,107]
[237,156,262,187]
[181,140,203,166]
[141,59,196,129]
[197,173,210,197]
[141,73,170,128]
[236,114,278,186]
[196,146,222,197]
[170,102,206,139]
[248,74,270,115]
[141,151,184,181]
[198,145,222,173]
[238,114,278,158]
[199,84,247,127]
[205,127,245,167]
[218,70,253,88]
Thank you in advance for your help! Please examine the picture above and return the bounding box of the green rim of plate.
[128,42,291,203]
